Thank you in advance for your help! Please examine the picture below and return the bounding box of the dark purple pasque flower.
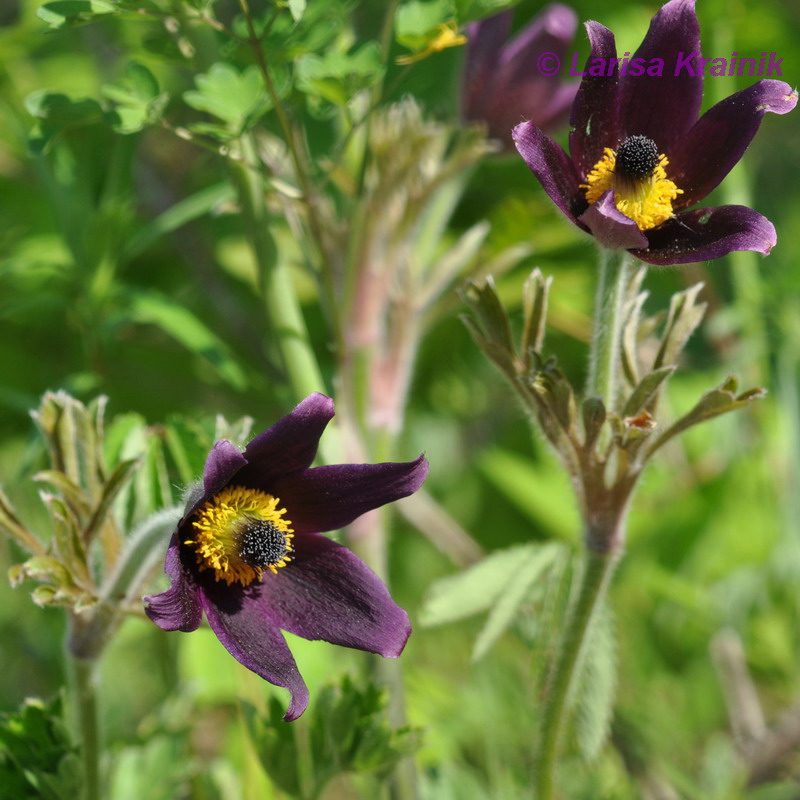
[144,393,428,720]
[463,4,579,147]
[513,0,797,265]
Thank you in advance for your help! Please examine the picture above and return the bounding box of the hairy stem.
[586,249,634,413]
[534,548,619,799]
[66,648,100,800]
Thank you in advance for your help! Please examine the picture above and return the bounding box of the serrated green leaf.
[472,542,561,660]
[420,543,540,626]
[573,600,617,763]
[183,63,269,131]
[296,43,384,106]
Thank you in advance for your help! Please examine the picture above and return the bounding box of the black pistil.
[238,519,288,567]
[615,135,659,179]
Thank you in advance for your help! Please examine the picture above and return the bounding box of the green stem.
[236,0,339,327]
[66,649,100,800]
[534,548,619,800]
[585,249,634,413]
[230,153,338,463]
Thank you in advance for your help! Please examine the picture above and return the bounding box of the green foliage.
[183,63,271,138]
[0,696,80,800]
[244,675,423,798]
[102,62,168,134]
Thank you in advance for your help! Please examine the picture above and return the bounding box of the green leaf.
[0,696,80,800]
[451,0,517,25]
[472,542,561,660]
[420,543,542,627]
[573,600,617,763]
[621,366,676,419]
[395,0,454,49]
[37,0,118,29]
[127,291,248,391]
[648,375,767,456]
[296,43,384,107]
[183,63,269,132]
[102,62,168,134]
[120,182,236,264]
[288,0,306,23]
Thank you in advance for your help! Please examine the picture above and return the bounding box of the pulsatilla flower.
[144,393,428,720]
[463,5,578,147]
[513,0,797,264]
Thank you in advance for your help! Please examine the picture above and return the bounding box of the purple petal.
[272,454,429,535]
[465,6,577,143]
[577,191,649,250]
[203,440,247,498]
[201,586,310,720]
[569,22,621,177]
[618,0,702,156]
[236,393,335,488]
[259,533,411,657]
[513,120,584,225]
[671,80,798,208]
[464,9,513,120]
[497,3,578,97]
[630,205,777,265]
[144,537,202,632]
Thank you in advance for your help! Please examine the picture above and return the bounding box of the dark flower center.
[615,135,660,180]
[238,518,290,568]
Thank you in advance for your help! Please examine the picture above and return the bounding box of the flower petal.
[631,205,777,265]
[577,191,649,250]
[569,21,621,177]
[671,80,798,208]
[144,537,202,632]
[201,585,310,721]
[464,9,512,116]
[236,393,335,488]
[513,120,584,225]
[618,0,702,155]
[272,454,429,535]
[203,440,247,499]
[259,533,411,657]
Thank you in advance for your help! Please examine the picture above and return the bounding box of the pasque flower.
[513,0,797,264]
[144,393,428,720]
[463,4,579,146]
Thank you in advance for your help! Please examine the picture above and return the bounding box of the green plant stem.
[534,548,619,800]
[236,0,338,326]
[534,246,632,797]
[586,249,634,412]
[66,649,100,800]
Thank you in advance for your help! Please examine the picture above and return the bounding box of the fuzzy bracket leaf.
[647,375,766,456]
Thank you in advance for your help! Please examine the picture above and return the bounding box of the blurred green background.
[1,0,799,797]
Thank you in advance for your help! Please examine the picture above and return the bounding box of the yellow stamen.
[396,22,467,65]
[184,485,294,587]
[582,147,683,230]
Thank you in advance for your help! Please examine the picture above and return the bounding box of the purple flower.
[144,393,428,720]
[513,0,797,264]
[463,5,579,147]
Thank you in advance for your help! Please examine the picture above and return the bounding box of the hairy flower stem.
[586,249,634,411]
[535,247,632,797]
[66,648,100,800]
[534,547,619,799]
